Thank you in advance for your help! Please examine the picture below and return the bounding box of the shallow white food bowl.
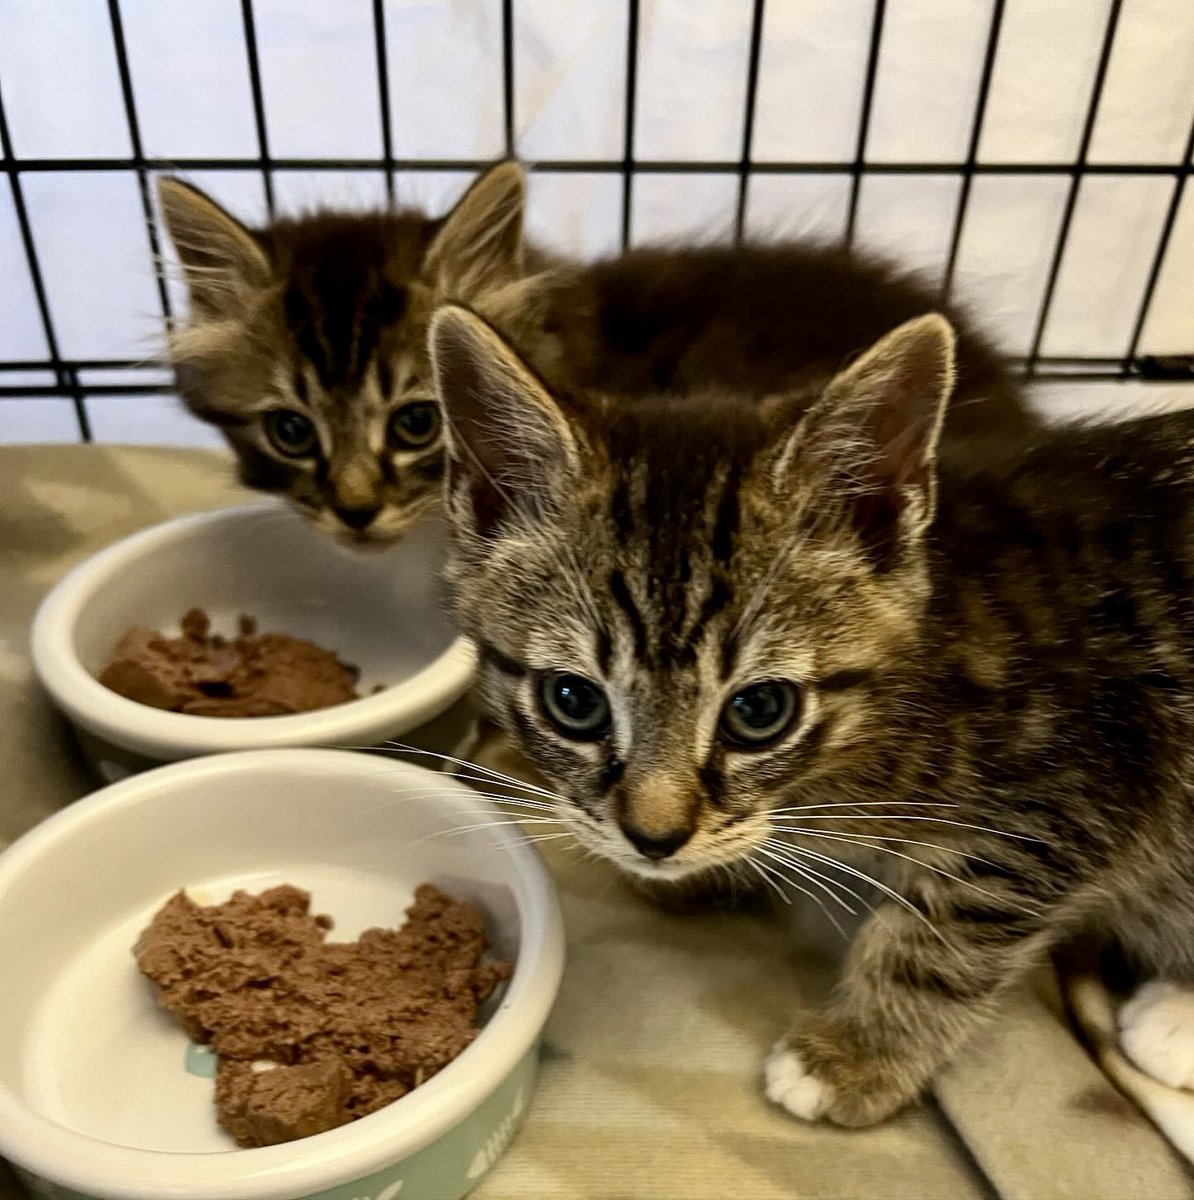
[0,749,565,1200]
[31,503,477,776]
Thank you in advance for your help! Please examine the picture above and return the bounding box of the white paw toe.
[1119,980,1194,1090]
[763,1041,833,1121]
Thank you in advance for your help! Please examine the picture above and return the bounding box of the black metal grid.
[1,0,1191,442]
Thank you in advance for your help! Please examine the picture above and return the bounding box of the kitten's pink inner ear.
[769,314,956,560]
[429,305,577,480]
[821,312,957,488]
[157,178,270,298]
[426,162,527,300]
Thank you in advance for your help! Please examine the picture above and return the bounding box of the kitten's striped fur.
[430,305,1194,1127]
[162,160,1035,549]
[158,163,528,545]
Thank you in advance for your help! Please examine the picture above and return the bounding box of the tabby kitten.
[428,303,1194,1127]
[158,162,527,545]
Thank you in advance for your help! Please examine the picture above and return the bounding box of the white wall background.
[1,0,1192,445]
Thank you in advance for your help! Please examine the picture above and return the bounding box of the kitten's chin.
[600,847,737,885]
[291,503,430,551]
[332,530,405,553]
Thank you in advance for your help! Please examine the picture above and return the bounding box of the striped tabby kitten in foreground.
[429,304,1194,1125]
[158,163,527,545]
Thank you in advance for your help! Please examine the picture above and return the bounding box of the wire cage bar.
[0,0,1191,442]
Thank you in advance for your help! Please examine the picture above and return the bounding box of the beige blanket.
[1,445,1190,1200]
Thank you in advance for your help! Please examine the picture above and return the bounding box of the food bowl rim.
[0,748,566,1200]
[30,504,478,759]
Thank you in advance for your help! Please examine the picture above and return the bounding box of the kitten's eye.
[538,672,611,741]
[264,409,317,457]
[387,401,441,450]
[720,681,800,748]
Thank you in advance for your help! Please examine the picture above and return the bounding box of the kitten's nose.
[621,822,692,861]
[336,504,381,531]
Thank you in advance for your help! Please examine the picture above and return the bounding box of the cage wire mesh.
[0,0,1192,444]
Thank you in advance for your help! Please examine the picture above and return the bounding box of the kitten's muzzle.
[335,503,382,531]
[615,773,700,862]
[620,822,693,861]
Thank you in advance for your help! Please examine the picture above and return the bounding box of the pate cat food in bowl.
[0,749,565,1200]
[31,503,477,777]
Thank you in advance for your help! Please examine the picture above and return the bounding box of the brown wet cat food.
[135,884,512,1148]
[98,607,360,716]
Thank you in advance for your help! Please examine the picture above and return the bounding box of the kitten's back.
[504,243,1033,439]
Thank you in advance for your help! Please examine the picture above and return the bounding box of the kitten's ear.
[158,178,271,315]
[776,313,956,557]
[425,162,526,300]
[430,304,579,536]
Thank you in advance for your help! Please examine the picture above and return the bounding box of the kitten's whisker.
[770,824,1001,866]
[773,813,1044,842]
[362,790,560,816]
[348,773,564,813]
[755,847,855,937]
[742,855,794,906]
[781,844,953,948]
[731,512,815,640]
[756,845,857,916]
[780,828,1043,919]
[768,801,960,815]
[443,776,563,806]
[760,838,877,916]
[758,844,849,936]
[381,782,561,810]
[518,831,581,847]
[746,853,849,938]
[377,741,567,801]
[403,814,575,852]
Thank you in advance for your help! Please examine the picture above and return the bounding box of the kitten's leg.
[765,898,1046,1126]
[1119,980,1194,1089]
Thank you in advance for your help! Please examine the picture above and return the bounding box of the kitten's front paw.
[1119,980,1194,1090]
[764,1023,918,1127]
[763,1040,833,1121]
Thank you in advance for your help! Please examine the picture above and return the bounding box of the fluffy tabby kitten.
[158,163,528,544]
[428,303,1194,1126]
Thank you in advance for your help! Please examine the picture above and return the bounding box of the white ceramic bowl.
[31,504,477,777]
[0,749,565,1200]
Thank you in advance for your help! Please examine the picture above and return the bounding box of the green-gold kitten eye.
[538,672,611,740]
[720,681,800,748]
[264,409,317,457]
[387,401,441,450]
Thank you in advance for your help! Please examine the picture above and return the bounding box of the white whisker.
[777,828,1042,918]
[743,855,794,906]
[760,838,876,915]
[359,787,562,816]
[756,845,857,916]
[519,831,581,847]
[772,813,1044,842]
[402,814,573,852]
[374,741,567,801]
[770,824,1001,867]
[768,801,959,815]
[781,844,953,948]
[754,847,851,938]
[749,851,853,938]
